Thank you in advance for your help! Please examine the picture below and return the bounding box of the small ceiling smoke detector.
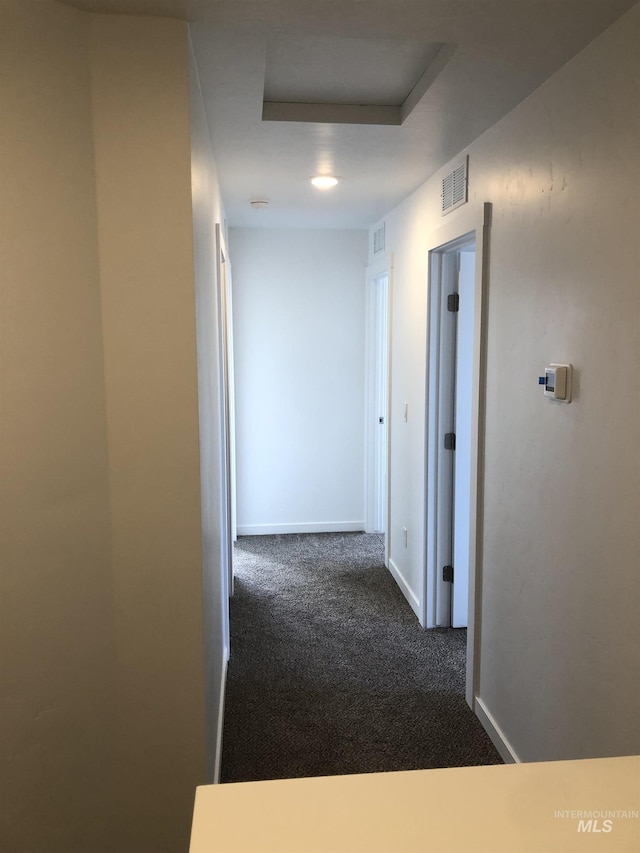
[311,176,339,190]
[250,200,269,209]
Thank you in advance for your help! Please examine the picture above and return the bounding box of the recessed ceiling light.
[311,176,339,190]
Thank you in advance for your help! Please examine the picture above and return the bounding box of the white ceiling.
[64,0,636,229]
[262,36,443,106]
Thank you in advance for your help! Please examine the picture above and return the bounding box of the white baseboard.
[388,558,421,622]
[237,521,365,536]
[213,655,228,784]
[474,695,521,764]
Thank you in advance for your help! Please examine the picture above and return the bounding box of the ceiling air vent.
[373,223,385,255]
[441,156,468,215]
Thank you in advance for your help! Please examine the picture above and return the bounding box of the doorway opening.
[215,224,237,623]
[425,204,490,709]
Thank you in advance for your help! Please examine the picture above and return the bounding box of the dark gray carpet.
[221,532,501,782]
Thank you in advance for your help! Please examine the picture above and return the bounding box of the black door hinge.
[444,432,456,450]
[447,293,459,312]
[443,565,454,583]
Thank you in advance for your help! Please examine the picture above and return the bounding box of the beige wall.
[0,3,116,850]
[90,14,207,851]
[471,5,640,761]
[376,4,640,761]
[1,4,219,851]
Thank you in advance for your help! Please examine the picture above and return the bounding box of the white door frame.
[224,258,238,545]
[365,254,393,560]
[215,224,235,604]
[423,203,492,708]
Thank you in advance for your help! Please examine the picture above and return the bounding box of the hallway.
[221,533,501,782]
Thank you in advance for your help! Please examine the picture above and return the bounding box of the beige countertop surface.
[190,755,639,853]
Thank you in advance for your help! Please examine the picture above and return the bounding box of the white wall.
[375,5,640,762]
[231,228,368,534]
[189,35,230,783]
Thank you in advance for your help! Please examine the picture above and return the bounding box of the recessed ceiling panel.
[264,36,443,106]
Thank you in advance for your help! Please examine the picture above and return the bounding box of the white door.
[365,270,389,533]
[373,273,389,534]
[451,249,475,627]
[434,252,457,625]
[430,239,475,627]
[365,270,390,535]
